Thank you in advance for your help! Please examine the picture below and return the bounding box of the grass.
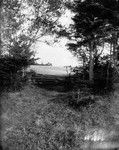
[1,84,118,150]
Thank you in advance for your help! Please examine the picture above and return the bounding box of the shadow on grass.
[35,84,71,93]
[49,92,95,111]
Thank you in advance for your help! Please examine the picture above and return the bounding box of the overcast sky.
[34,41,79,67]
[33,10,79,67]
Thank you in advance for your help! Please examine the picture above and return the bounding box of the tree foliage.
[61,0,119,89]
[0,0,65,90]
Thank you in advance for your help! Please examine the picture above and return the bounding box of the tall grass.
[1,85,116,150]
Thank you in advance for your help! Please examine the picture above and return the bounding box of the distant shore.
[27,65,74,76]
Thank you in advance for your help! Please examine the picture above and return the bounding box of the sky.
[33,9,79,67]
[34,41,79,67]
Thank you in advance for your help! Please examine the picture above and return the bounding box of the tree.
[1,0,66,67]
[65,0,119,83]
[1,0,65,55]
[0,0,65,88]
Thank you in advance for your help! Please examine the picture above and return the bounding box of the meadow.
[27,65,71,76]
[1,82,119,150]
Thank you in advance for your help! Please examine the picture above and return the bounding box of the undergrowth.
[1,85,117,150]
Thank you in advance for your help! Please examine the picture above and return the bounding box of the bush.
[68,61,114,94]
[0,56,35,92]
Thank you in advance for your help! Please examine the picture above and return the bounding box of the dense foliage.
[54,0,119,92]
[0,0,65,90]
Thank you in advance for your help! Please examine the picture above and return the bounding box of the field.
[1,83,119,150]
[27,65,71,76]
[27,65,73,90]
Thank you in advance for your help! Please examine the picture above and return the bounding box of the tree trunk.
[112,34,118,65]
[89,41,94,83]
[0,2,2,55]
[83,59,85,80]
